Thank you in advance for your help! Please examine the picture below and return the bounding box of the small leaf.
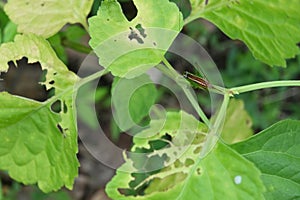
[191,0,300,67]
[231,120,300,199]
[111,74,157,131]
[0,34,79,192]
[221,99,253,144]
[106,111,265,200]
[4,0,93,38]
[89,0,183,78]
[2,21,17,43]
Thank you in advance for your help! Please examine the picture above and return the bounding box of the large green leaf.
[232,120,300,199]
[106,111,265,199]
[221,99,253,144]
[190,0,300,67]
[111,74,157,131]
[89,0,183,78]
[4,0,93,38]
[0,34,79,192]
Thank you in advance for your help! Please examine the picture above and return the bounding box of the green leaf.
[48,34,68,64]
[0,34,79,192]
[221,99,253,144]
[106,111,265,200]
[231,120,300,199]
[191,0,300,67]
[89,0,183,78]
[111,74,157,131]
[62,25,87,43]
[4,0,93,38]
[2,21,17,43]
[0,7,9,29]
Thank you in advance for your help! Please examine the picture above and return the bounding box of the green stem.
[159,57,210,126]
[230,80,300,94]
[62,39,93,54]
[75,68,110,90]
[200,93,230,158]
[81,19,89,33]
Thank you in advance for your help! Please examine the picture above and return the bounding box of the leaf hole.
[1,57,53,101]
[193,146,202,154]
[57,124,63,134]
[184,158,194,167]
[63,101,68,113]
[128,27,144,44]
[170,0,191,19]
[49,80,55,85]
[196,167,201,175]
[174,159,184,168]
[135,24,147,38]
[51,100,62,113]
[119,0,137,21]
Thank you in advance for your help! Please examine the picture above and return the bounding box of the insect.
[184,71,209,90]
[183,71,225,94]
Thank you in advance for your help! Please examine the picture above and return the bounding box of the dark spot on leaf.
[49,80,55,85]
[246,119,251,125]
[193,146,202,154]
[63,101,68,113]
[114,39,117,42]
[53,72,57,75]
[25,2,29,5]
[1,57,51,101]
[174,160,184,168]
[135,24,147,38]
[41,2,45,6]
[128,27,144,44]
[184,158,195,167]
[51,100,62,113]
[196,167,201,175]
[57,124,63,133]
[107,18,110,21]
[153,42,157,46]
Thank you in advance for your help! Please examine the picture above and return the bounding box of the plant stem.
[62,39,93,54]
[80,17,89,33]
[159,57,210,126]
[200,93,230,157]
[75,68,110,89]
[230,80,300,94]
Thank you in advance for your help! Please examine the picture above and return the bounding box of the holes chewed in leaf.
[63,101,68,113]
[135,24,147,38]
[57,124,63,133]
[119,0,137,21]
[184,158,195,167]
[128,27,144,44]
[1,57,51,101]
[51,100,62,113]
[196,167,201,175]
